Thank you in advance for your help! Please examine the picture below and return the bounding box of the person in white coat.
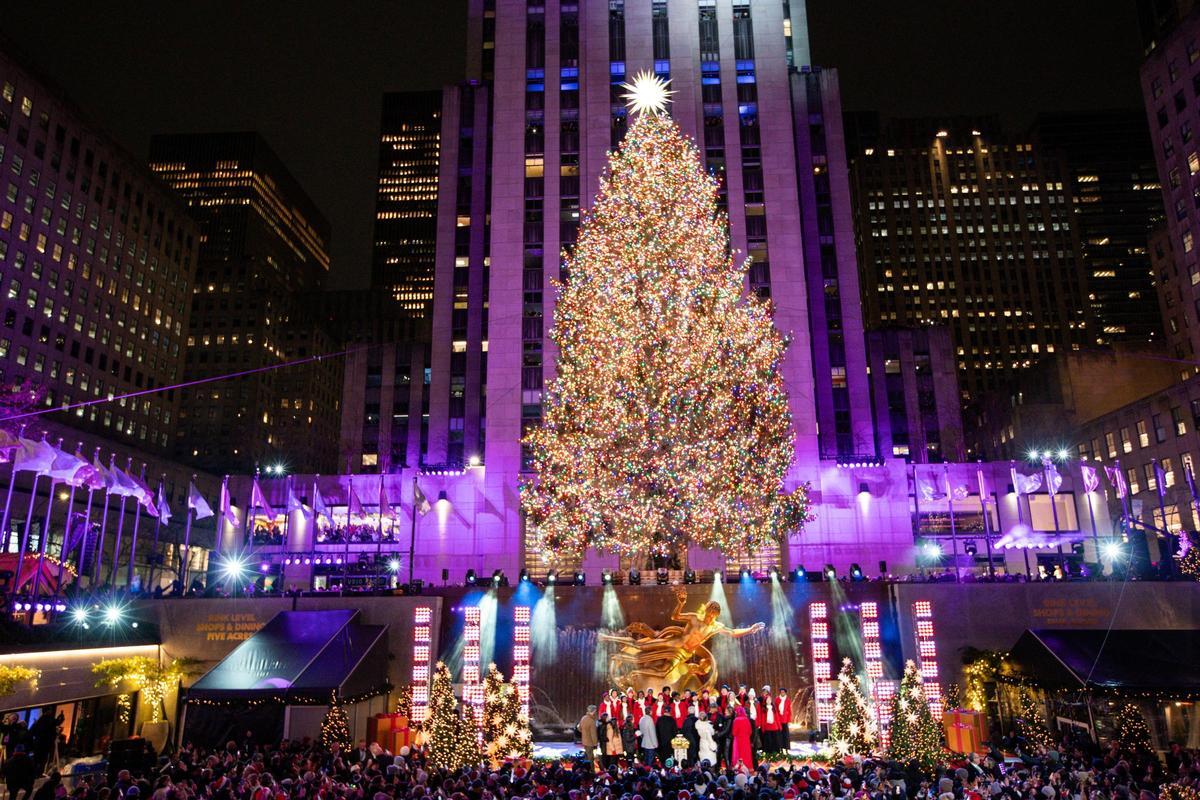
[696,711,718,766]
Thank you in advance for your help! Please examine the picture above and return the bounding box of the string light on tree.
[1113,703,1152,753]
[828,658,877,757]
[426,661,481,770]
[887,660,943,769]
[521,66,812,557]
[1016,693,1053,753]
[320,691,352,750]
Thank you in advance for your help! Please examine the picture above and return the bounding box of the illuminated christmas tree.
[1179,537,1200,580]
[500,676,533,761]
[943,682,963,711]
[521,72,811,557]
[829,658,876,756]
[320,691,352,750]
[1016,693,1053,752]
[394,683,413,719]
[426,662,481,770]
[1114,703,1153,753]
[482,663,533,764]
[887,660,943,768]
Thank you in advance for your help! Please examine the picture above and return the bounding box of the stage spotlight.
[102,604,123,626]
[602,570,613,584]
[220,555,248,582]
[465,569,477,585]
[922,542,943,560]
[1071,541,1085,556]
[789,567,804,582]
[768,567,780,582]
[70,607,89,625]
[388,558,402,574]
[683,569,696,584]
[964,541,978,556]
[849,563,864,581]
[1102,540,1122,559]
[628,568,641,585]
[492,569,504,585]
[656,568,669,585]
[574,571,586,586]
[547,570,558,584]
[739,567,751,581]
[823,564,837,581]
[713,570,722,584]
[519,569,530,583]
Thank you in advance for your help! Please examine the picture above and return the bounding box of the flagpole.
[30,438,63,600]
[309,474,321,555]
[80,447,99,585]
[1154,460,1170,572]
[944,464,960,582]
[911,464,925,579]
[11,470,42,606]
[1011,463,1031,579]
[282,475,292,552]
[93,455,114,586]
[126,463,148,589]
[0,424,28,555]
[1042,457,1066,578]
[245,467,258,548]
[376,475,384,560]
[343,477,353,592]
[409,474,418,586]
[182,485,195,590]
[107,457,133,587]
[978,469,995,579]
[148,476,165,592]
[1187,465,1200,534]
[56,445,83,597]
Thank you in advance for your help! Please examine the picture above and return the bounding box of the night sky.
[3,0,1145,288]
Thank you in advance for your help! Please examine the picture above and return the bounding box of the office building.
[148,133,340,474]
[371,91,443,321]
[1032,112,1164,344]
[849,116,1094,401]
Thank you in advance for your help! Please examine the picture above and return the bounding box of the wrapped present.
[944,709,987,749]
[943,709,985,754]
[391,727,415,752]
[368,713,407,746]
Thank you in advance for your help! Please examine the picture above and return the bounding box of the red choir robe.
[731,707,755,769]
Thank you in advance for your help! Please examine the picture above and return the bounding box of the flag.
[13,437,56,474]
[218,477,238,527]
[312,483,329,522]
[156,483,172,524]
[250,478,276,519]
[1104,465,1127,499]
[188,481,214,520]
[1011,468,1042,496]
[1044,462,1062,496]
[286,478,304,514]
[1080,464,1099,494]
[379,476,397,520]
[348,481,366,517]
[1155,461,1169,499]
[977,469,988,500]
[47,444,94,486]
[85,453,109,491]
[106,462,140,497]
[129,468,157,515]
[414,483,432,516]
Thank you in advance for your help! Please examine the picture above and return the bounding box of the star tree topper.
[621,70,675,116]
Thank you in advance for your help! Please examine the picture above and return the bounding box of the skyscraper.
[1032,111,1164,344]
[849,116,1093,401]
[148,132,340,474]
[370,91,443,321]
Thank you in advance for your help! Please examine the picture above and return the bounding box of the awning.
[187,609,389,705]
[1006,629,1200,698]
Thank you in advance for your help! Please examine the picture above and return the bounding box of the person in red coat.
[777,688,793,752]
[758,687,781,752]
[671,692,688,729]
[730,706,755,771]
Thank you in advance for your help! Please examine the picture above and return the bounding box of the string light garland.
[1016,693,1053,752]
[887,660,944,769]
[1113,703,1152,753]
[962,649,1007,713]
[92,656,201,724]
[426,661,481,770]
[320,690,352,750]
[1179,544,1200,580]
[828,658,877,757]
[0,665,40,697]
[521,87,811,558]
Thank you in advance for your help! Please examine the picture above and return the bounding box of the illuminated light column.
[872,679,897,750]
[513,605,531,719]
[912,600,943,720]
[859,601,883,681]
[808,602,834,724]
[463,605,484,735]
[411,605,433,722]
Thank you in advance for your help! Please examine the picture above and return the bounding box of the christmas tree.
[829,658,877,756]
[500,676,533,761]
[943,682,963,711]
[1179,535,1200,580]
[1113,703,1152,753]
[482,663,533,764]
[1016,693,1053,752]
[426,662,481,770]
[394,683,413,719]
[887,660,943,769]
[521,72,811,557]
[320,691,352,750]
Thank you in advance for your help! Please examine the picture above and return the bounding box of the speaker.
[441,568,449,582]
[878,560,887,576]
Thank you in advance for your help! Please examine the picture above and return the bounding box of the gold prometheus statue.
[600,586,765,693]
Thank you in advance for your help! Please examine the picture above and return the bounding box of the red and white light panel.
[859,601,884,682]
[809,602,834,724]
[912,600,943,720]
[411,606,433,723]
[513,605,531,719]
[463,605,484,735]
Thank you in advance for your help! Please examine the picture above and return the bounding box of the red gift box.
[368,713,408,746]
[391,727,414,752]
[942,709,986,754]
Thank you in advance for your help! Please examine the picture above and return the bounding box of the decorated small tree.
[394,683,413,719]
[829,658,876,756]
[943,683,963,711]
[1113,703,1153,753]
[501,676,532,761]
[1016,693,1053,752]
[426,662,481,769]
[482,663,508,761]
[888,660,943,769]
[320,691,352,750]
[1179,538,1200,580]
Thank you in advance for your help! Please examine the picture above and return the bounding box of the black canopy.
[1006,629,1200,698]
[188,609,389,705]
